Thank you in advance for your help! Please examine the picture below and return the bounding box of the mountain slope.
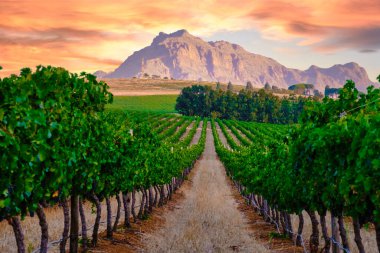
[105,29,375,91]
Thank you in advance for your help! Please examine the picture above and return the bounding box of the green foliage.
[246,81,253,91]
[288,83,314,91]
[0,66,112,219]
[0,66,206,226]
[269,232,288,239]
[324,86,341,97]
[290,80,380,221]
[227,81,233,91]
[216,82,221,90]
[176,85,309,123]
[175,85,213,117]
[212,78,380,230]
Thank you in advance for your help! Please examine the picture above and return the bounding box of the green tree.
[227,81,233,91]
[324,85,330,96]
[176,84,308,123]
[175,85,212,117]
[246,81,253,91]
[216,82,221,90]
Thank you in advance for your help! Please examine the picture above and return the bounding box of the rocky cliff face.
[104,29,375,91]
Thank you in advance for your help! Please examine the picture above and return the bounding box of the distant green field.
[106,95,178,112]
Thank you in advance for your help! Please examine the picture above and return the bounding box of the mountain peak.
[171,29,190,36]
[343,62,359,68]
[152,29,191,45]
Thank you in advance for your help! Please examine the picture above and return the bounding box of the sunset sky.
[1,0,379,80]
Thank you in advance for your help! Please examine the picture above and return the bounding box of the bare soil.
[233,127,252,144]
[101,78,292,97]
[190,121,203,146]
[139,123,303,253]
[102,78,221,96]
[179,121,195,141]
[215,122,230,149]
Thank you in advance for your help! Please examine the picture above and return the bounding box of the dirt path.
[190,120,203,145]
[141,123,270,253]
[233,126,252,145]
[226,128,241,146]
[215,122,230,149]
[179,121,195,141]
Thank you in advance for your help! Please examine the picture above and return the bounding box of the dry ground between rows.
[91,153,198,253]
[93,125,303,253]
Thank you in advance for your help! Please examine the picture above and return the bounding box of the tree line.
[175,84,312,124]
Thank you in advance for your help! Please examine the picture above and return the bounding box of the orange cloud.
[0,0,379,77]
[245,0,380,51]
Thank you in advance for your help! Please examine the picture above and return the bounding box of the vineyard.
[0,66,208,252]
[211,79,380,253]
[0,66,379,253]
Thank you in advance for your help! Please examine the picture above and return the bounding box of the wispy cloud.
[244,0,380,52]
[313,27,380,53]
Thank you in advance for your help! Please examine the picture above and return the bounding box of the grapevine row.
[0,66,207,253]
[212,79,380,253]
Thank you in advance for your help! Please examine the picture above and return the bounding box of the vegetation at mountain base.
[175,85,310,123]
[324,85,341,97]
[288,83,314,90]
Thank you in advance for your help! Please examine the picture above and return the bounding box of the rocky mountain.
[103,29,376,91]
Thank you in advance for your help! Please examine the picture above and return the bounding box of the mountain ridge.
[101,29,376,91]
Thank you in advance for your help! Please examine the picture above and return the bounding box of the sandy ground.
[141,123,271,253]
[190,121,203,145]
[290,211,377,253]
[0,196,132,253]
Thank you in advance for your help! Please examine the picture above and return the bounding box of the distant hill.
[93,70,108,79]
[100,29,376,91]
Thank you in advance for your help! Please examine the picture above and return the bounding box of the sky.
[1,0,379,80]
